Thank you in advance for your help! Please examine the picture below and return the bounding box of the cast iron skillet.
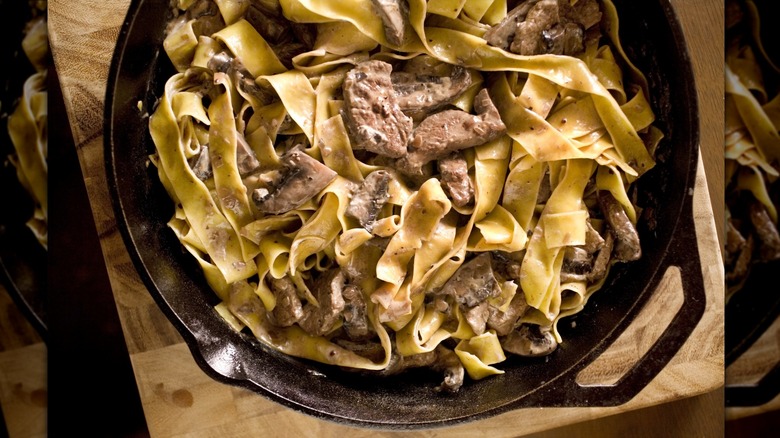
[724,0,780,408]
[106,0,703,429]
[0,0,48,340]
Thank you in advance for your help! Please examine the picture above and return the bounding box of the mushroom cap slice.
[253,148,337,214]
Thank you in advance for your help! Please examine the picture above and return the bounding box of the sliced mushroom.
[236,133,261,176]
[397,88,506,176]
[298,269,347,336]
[342,60,413,158]
[501,324,558,357]
[188,145,213,181]
[432,345,465,393]
[268,276,304,327]
[392,65,472,119]
[435,252,501,308]
[438,152,474,208]
[207,50,277,104]
[252,147,337,214]
[371,0,410,46]
[345,170,392,231]
[587,231,614,283]
[598,191,641,262]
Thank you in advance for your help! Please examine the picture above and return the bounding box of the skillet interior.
[105,0,704,428]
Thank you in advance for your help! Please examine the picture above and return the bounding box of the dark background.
[46,64,149,436]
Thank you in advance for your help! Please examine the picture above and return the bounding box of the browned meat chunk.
[345,170,392,231]
[749,203,780,261]
[501,324,557,357]
[298,269,347,336]
[392,65,472,119]
[438,152,474,207]
[598,191,641,262]
[487,293,529,336]
[491,251,522,282]
[398,88,506,175]
[343,61,413,158]
[371,0,409,46]
[186,0,225,38]
[464,301,489,335]
[484,0,601,56]
[341,285,372,341]
[245,1,315,68]
[268,276,304,327]
[252,147,337,214]
[435,252,501,307]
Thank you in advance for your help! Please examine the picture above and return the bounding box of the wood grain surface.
[47,0,726,436]
[0,285,46,438]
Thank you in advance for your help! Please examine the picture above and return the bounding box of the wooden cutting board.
[47,0,725,436]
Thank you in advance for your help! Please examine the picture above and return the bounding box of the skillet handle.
[537,197,708,406]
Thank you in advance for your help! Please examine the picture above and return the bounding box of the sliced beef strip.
[749,202,780,261]
[397,88,506,175]
[298,269,347,336]
[435,252,502,308]
[341,284,372,341]
[252,147,337,214]
[487,293,529,336]
[345,170,392,231]
[501,324,557,357]
[392,65,472,119]
[371,0,410,46]
[342,60,413,158]
[438,152,474,207]
[598,191,641,262]
[485,0,601,56]
[268,276,304,327]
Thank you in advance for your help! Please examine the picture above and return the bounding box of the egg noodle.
[7,2,48,249]
[150,0,660,390]
[724,0,780,299]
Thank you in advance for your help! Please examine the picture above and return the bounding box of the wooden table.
[47,0,726,436]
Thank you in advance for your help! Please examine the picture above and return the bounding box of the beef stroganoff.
[149,0,661,391]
